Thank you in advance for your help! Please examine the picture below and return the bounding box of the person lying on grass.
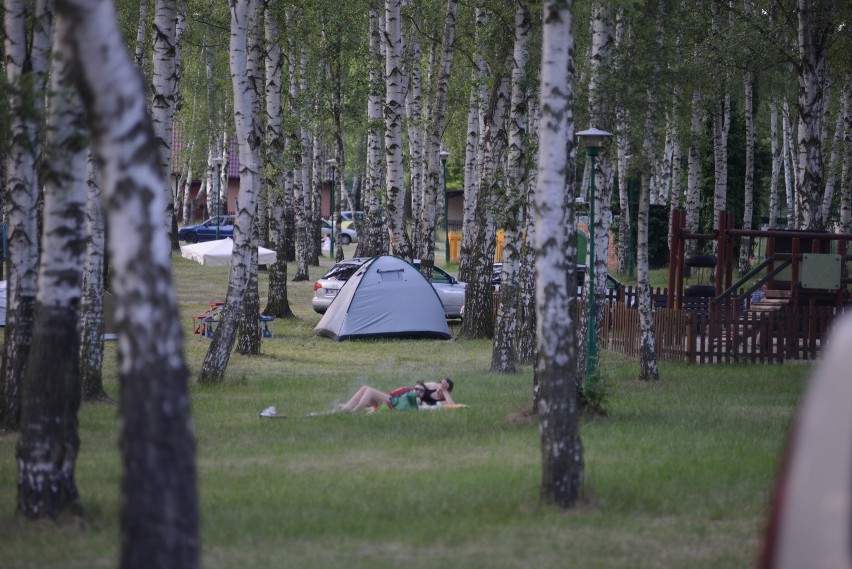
[337,378,455,413]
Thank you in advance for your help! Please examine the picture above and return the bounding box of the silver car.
[311,258,466,318]
[320,219,357,245]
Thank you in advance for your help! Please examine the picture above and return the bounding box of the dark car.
[178,215,235,243]
[491,262,624,297]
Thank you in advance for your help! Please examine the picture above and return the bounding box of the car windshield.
[322,264,361,281]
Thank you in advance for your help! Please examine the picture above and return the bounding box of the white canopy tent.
[180,238,277,267]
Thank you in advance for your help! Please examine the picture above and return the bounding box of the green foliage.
[0,253,810,568]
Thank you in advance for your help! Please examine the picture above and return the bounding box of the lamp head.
[326,158,337,169]
[576,127,613,149]
[439,150,450,163]
[212,156,224,167]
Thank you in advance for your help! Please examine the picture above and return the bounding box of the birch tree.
[458,6,488,283]
[821,75,849,221]
[150,0,179,241]
[458,54,512,341]
[638,0,662,383]
[17,30,88,518]
[739,1,756,276]
[384,0,412,259]
[355,2,387,258]
[537,0,583,509]
[80,153,108,401]
[417,0,458,276]
[614,7,632,274]
[768,97,781,229]
[0,0,52,432]
[55,0,199,563]
[262,2,294,319]
[795,0,834,230]
[134,0,149,70]
[492,0,531,374]
[200,0,262,383]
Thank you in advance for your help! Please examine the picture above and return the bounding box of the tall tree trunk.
[578,0,614,382]
[739,65,755,276]
[355,2,387,258]
[492,0,530,374]
[417,0,458,276]
[262,1,294,318]
[613,7,632,274]
[458,57,512,341]
[200,0,263,383]
[56,0,199,565]
[638,0,662,382]
[769,97,781,230]
[795,0,832,230]
[685,88,702,257]
[537,0,582,509]
[841,83,852,233]
[517,94,539,367]
[17,33,87,518]
[458,6,487,283]
[404,9,425,258]
[150,0,178,242]
[80,152,108,401]
[384,0,412,259]
[712,94,730,232]
[821,75,849,221]
[134,0,149,70]
[782,100,796,227]
[1,0,52,432]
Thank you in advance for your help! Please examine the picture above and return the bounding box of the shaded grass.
[0,250,810,568]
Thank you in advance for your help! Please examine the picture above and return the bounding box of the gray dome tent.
[312,256,452,341]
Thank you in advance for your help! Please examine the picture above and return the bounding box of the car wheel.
[185,233,199,244]
[340,234,352,246]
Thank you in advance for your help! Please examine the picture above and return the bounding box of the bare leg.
[339,386,371,411]
[340,386,390,412]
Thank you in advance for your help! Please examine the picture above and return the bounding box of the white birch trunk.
[517,94,539,367]
[841,82,852,233]
[404,11,425,255]
[17,31,88,518]
[685,88,702,257]
[796,0,831,230]
[739,68,755,275]
[54,0,198,563]
[638,0,663,382]
[80,152,107,401]
[821,77,849,221]
[769,98,781,230]
[384,0,412,258]
[712,94,730,231]
[492,0,530,374]
[614,7,631,274]
[0,0,52,431]
[536,0,582,509]
[150,0,178,238]
[200,0,262,382]
[356,2,388,258]
[418,0,457,275]
[458,7,487,282]
[134,0,149,70]
[782,100,796,227]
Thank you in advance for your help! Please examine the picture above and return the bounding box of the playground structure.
[668,210,852,313]
[592,209,852,364]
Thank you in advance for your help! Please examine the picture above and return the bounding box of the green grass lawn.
[0,246,810,568]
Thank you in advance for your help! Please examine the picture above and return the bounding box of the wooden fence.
[602,302,848,363]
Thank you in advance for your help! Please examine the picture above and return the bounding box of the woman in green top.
[337,379,455,413]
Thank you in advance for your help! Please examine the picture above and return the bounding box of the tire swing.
[683,254,717,298]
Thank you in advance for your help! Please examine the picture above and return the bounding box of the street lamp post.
[576,127,612,382]
[440,150,450,265]
[213,156,224,239]
[326,158,337,258]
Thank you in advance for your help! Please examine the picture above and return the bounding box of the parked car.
[178,215,235,243]
[491,262,624,297]
[320,219,358,245]
[311,257,466,318]
[338,210,366,230]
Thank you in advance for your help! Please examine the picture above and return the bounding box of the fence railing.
[492,287,848,364]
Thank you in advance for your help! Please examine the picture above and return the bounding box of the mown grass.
[0,244,810,568]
